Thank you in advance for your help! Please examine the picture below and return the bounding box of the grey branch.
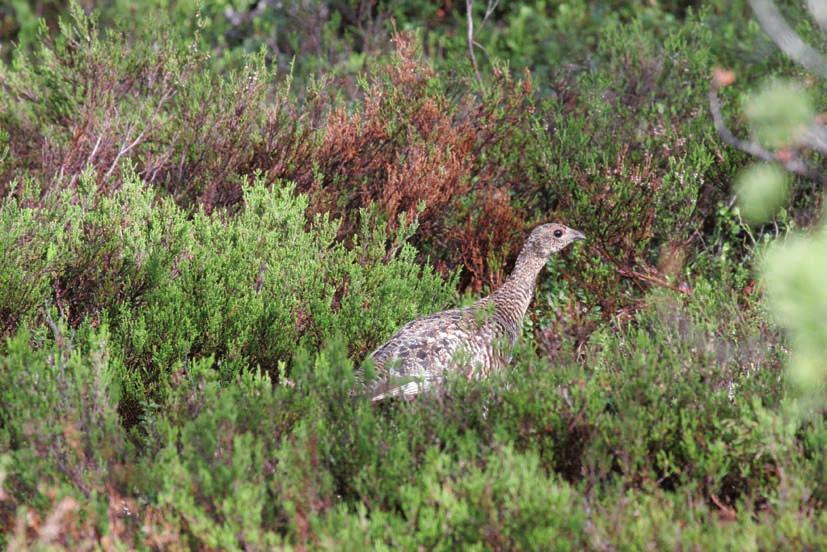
[481,0,501,27]
[466,0,484,90]
[808,0,827,31]
[750,0,827,77]
[708,77,827,186]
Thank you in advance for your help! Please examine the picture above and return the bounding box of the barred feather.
[362,223,585,401]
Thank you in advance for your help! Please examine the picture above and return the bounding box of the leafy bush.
[0,321,138,548]
[711,1,827,411]
[3,285,823,549]
[0,2,758,303]
[1,0,826,549]
[0,171,453,416]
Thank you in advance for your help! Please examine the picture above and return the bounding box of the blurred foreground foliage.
[0,0,825,549]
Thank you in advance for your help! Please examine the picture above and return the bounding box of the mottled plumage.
[363,223,585,401]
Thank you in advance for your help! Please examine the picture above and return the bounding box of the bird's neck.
[489,252,547,331]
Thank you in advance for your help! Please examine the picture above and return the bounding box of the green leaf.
[744,80,815,149]
[735,163,790,225]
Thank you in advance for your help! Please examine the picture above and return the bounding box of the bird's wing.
[365,309,469,401]
[369,373,439,402]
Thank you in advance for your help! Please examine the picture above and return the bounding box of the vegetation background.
[0,0,825,549]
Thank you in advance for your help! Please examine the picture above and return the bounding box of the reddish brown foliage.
[2,29,544,290]
[0,484,181,550]
[290,34,539,290]
[454,187,525,290]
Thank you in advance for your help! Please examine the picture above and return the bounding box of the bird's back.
[365,300,510,400]
[361,221,585,402]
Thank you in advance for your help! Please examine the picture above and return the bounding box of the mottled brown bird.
[363,223,585,401]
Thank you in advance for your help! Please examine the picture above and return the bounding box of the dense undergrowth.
[1,1,825,549]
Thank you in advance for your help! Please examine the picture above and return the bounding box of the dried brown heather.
[2,27,541,290]
[296,34,540,290]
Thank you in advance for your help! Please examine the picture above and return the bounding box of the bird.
[362,223,585,401]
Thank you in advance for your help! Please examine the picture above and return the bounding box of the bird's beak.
[571,229,586,242]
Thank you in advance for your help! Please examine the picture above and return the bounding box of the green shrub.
[0,321,139,549]
[0,321,124,499]
[0,172,454,416]
[141,358,287,549]
[1,273,823,549]
[0,2,771,308]
[2,1,826,549]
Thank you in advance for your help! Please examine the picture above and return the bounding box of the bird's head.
[524,223,586,259]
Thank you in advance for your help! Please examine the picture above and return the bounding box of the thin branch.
[473,39,492,59]
[750,0,827,77]
[68,132,105,188]
[86,133,104,167]
[798,122,827,154]
[808,0,827,31]
[708,73,827,186]
[104,126,146,181]
[466,0,484,91]
[616,266,693,295]
[103,82,176,182]
[481,0,500,28]
[43,304,66,354]
[592,241,692,295]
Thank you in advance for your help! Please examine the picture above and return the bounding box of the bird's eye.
[553,229,563,238]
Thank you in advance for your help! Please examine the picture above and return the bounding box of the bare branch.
[43,305,66,353]
[750,0,827,77]
[472,39,493,64]
[103,81,177,182]
[807,0,827,31]
[104,128,147,181]
[466,0,484,91]
[709,73,827,185]
[481,0,501,28]
[799,122,827,154]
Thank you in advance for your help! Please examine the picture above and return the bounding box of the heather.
[0,1,825,549]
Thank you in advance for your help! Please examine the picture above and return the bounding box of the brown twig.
[616,266,693,295]
[710,493,737,522]
[593,242,692,295]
